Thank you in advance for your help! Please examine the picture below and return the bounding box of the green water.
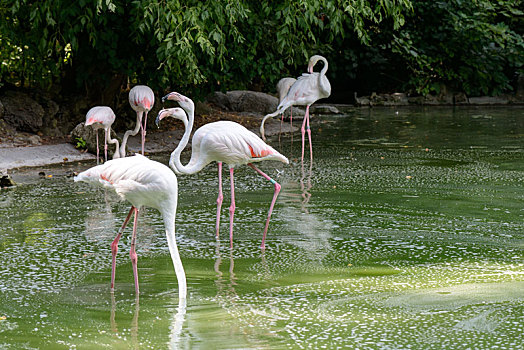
[1,107,523,349]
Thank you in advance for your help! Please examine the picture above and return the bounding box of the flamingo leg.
[248,163,282,250]
[130,207,140,294]
[96,130,100,165]
[141,111,148,155]
[111,206,135,291]
[216,162,224,237]
[104,128,108,162]
[305,105,313,163]
[229,168,236,248]
[301,111,307,163]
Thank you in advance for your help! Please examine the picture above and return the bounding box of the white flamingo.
[121,85,155,157]
[74,154,186,300]
[157,92,289,249]
[261,55,331,162]
[85,106,120,163]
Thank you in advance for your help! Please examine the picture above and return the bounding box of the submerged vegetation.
[0,0,522,99]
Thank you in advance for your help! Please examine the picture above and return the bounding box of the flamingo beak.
[161,93,171,103]
[155,111,164,128]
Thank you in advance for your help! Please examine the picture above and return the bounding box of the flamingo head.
[85,117,97,126]
[162,92,194,113]
[307,55,325,74]
[155,107,188,128]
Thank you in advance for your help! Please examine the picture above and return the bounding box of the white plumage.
[74,154,186,299]
[158,92,289,249]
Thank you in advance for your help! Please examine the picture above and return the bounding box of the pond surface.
[1,106,523,349]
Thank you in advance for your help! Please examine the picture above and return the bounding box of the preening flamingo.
[85,106,120,163]
[157,92,289,249]
[276,77,296,132]
[74,154,186,299]
[261,55,331,162]
[121,85,155,157]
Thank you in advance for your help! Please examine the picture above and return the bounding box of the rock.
[207,90,279,115]
[70,122,120,158]
[1,91,44,132]
[195,101,214,116]
[310,105,341,114]
[28,134,42,145]
[226,90,279,114]
[0,172,16,188]
[206,91,231,110]
[468,96,509,105]
[453,92,469,105]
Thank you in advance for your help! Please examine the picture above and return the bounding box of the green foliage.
[0,0,522,99]
[390,0,524,95]
[74,137,87,150]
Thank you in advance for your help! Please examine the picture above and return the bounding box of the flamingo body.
[121,85,155,157]
[74,154,186,299]
[85,106,120,162]
[184,120,288,170]
[158,93,289,249]
[261,55,331,162]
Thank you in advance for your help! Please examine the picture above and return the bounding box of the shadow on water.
[0,106,523,348]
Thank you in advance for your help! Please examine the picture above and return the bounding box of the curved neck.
[120,111,143,158]
[106,128,120,159]
[317,57,330,96]
[318,56,328,77]
[163,211,187,301]
[168,104,203,175]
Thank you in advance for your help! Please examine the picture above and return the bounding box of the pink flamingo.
[276,77,296,132]
[74,154,186,299]
[121,85,155,157]
[157,92,289,249]
[85,106,120,163]
[261,55,331,162]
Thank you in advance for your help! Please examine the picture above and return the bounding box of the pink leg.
[96,131,100,165]
[104,130,108,162]
[216,162,224,237]
[111,206,135,291]
[248,164,282,250]
[229,168,236,248]
[305,105,313,163]
[301,112,307,163]
[130,207,140,294]
[141,112,148,155]
[290,107,293,129]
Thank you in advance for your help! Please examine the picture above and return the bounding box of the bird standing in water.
[85,106,120,163]
[261,55,331,163]
[157,92,289,249]
[121,85,155,157]
[74,154,186,299]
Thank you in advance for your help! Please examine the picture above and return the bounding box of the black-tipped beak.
[155,112,162,128]
[162,93,171,103]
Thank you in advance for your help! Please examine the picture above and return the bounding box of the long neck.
[163,211,187,301]
[106,128,120,159]
[317,57,330,96]
[168,104,204,175]
[120,111,142,158]
[319,56,328,77]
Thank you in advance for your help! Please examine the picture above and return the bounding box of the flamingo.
[85,106,120,163]
[121,85,155,157]
[261,55,331,162]
[157,92,289,249]
[74,154,186,299]
[276,77,297,133]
